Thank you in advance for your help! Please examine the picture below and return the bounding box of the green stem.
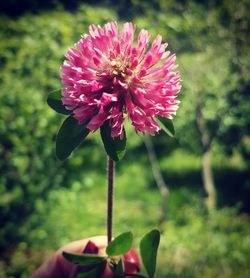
[107,157,115,244]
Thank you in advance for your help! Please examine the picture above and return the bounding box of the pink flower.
[61,21,181,138]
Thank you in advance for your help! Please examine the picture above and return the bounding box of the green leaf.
[155,118,175,137]
[106,231,133,256]
[47,91,71,115]
[77,260,107,278]
[56,116,90,161]
[62,251,105,266]
[109,259,125,278]
[100,121,126,161]
[139,229,160,278]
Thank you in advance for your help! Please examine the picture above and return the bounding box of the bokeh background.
[0,0,250,277]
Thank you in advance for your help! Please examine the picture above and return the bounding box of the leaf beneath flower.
[106,231,133,256]
[56,116,90,161]
[100,121,126,161]
[139,229,160,278]
[155,118,175,137]
[62,251,106,266]
[47,91,71,115]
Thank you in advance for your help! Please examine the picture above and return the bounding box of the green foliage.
[100,121,127,161]
[155,118,175,138]
[110,259,124,278]
[158,207,250,278]
[2,181,250,277]
[77,261,107,278]
[62,252,105,265]
[106,231,133,256]
[47,91,71,115]
[0,3,116,251]
[63,230,160,278]
[0,1,249,278]
[140,229,160,278]
[56,116,90,161]
[132,0,250,155]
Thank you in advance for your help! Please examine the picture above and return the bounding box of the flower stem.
[107,157,115,244]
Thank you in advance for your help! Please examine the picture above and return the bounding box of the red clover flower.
[61,21,181,138]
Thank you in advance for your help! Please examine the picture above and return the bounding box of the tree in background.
[132,0,250,210]
[179,0,250,210]
[178,49,237,210]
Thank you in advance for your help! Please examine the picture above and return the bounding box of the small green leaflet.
[56,116,90,161]
[47,91,71,115]
[155,117,175,137]
[77,260,107,278]
[100,121,126,161]
[106,231,133,256]
[139,229,160,278]
[62,251,105,266]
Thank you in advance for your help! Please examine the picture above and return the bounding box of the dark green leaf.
[100,121,126,161]
[62,251,105,266]
[155,118,175,137]
[48,90,61,101]
[47,91,71,115]
[139,229,160,278]
[77,260,107,278]
[106,231,133,256]
[109,259,125,278]
[56,116,90,161]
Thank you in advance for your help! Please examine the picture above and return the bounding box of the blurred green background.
[0,0,250,277]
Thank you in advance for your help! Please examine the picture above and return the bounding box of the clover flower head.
[61,21,181,138]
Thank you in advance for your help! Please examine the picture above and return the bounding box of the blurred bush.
[0,4,116,252]
[158,206,250,278]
